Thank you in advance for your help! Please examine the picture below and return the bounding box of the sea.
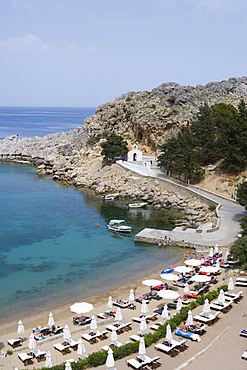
[0,107,184,324]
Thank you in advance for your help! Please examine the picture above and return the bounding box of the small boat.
[102,193,119,201]
[107,219,132,233]
[126,202,147,208]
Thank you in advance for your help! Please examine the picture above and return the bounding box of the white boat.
[126,202,147,208]
[102,193,119,201]
[107,219,132,233]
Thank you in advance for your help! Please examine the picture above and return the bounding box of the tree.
[237,181,247,209]
[229,237,247,270]
[100,133,128,162]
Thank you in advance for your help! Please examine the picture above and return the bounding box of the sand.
[0,247,246,370]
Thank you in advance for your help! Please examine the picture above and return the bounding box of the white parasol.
[107,296,113,309]
[161,304,170,320]
[228,277,234,291]
[186,310,193,326]
[166,323,173,344]
[176,298,182,311]
[65,361,72,370]
[141,300,149,314]
[142,279,162,287]
[202,298,211,316]
[28,333,36,350]
[77,338,86,358]
[218,289,225,305]
[160,273,178,281]
[45,351,53,368]
[189,274,211,283]
[129,289,135,302]
[174,266,192,274]
[200,266,219,273]
[111,329,118,345]
[115,307,123,321]
[214,244,219,254]
[63,324,71,339]
[184,259,202,266]
[184,283,190,294]
[17,320,25,335]
[139,316,147,335]
[138,337,146,361]
[158,290,179,300]
[106,347,115,368]
[209,247,214,257]
[90,315,97,330]
[70,302,94,315]
[48,312,54,327]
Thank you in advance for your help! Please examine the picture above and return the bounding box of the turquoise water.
[0,162,184,323]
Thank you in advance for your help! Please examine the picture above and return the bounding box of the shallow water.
[0,162,184,323]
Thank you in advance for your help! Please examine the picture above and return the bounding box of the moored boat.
[126,202,147,208]
[107,219,132,233]
[102,193,119,201]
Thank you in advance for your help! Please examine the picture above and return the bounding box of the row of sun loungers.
[18,349,47,365]
[126,355,161,369]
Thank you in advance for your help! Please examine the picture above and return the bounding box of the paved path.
[118,160,247,247]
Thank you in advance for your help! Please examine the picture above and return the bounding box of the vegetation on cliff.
[157,101,247,183]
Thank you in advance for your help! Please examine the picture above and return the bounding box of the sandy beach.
[0,246,246,370]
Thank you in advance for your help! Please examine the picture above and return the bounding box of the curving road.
[118,160,247,247]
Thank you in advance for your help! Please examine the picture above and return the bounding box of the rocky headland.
[1,77,247,227]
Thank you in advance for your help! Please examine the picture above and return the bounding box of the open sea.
[0,107,184,324]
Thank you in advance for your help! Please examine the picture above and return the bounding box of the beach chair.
[210,300,232,313]
[235,281,247,287]
[175,328,201,342]
[194,311,220,325]
[52,325,64,335]
[31,349,46,361]
[224,291,243,302]
[240,329,247,337]
[81,333,98,344]
[64,338,79,350]
[150,322,163,331]
[18,353,33,365]
[97,330,108,340]
[126,358,148,369]
[53,342,71,354]
[123,322,133,331]
[7,337,23,348]
[241,351,247,360]
[154,342,179,357]
[129,334,142,342]
[113,299,131,308]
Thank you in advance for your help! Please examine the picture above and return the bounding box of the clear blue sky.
[1,0,247,107]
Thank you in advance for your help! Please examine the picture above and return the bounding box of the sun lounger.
[242,351,247,360]
[154,342,179,357]
[236,277,247,282]
[101,341,123,351]
[53,342,71,354]
[113,299,132,308]
[73,315,92,326]
[240,329,247,337]
[175,328,201,342]
[235,281,247,287]
[126,358,148,369]
[52,325,64,335]
[81,333,98,344]
[7,337,23,348]
[210,301,232,313]
[150,322,163,330]
[129,334,142,342]
[136,355,161,368]
[188,324,207,334]
[64,338,78,349]
[124,322,133,330]
[97,310,116,319]
[105,323,125,334]
[194,311,220,325]
[224,291,243,302]
[18,353,33,365]
[31,349,46,361]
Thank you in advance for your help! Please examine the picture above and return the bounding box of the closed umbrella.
[186,310,193,326]
[107,296,113,309]
[65,361,72,370]
[218,289,225,305]
[111,329,118,345]
[17,320,25,335]
[28,333,36,350]
[214,244,219,254]
[141,300,149,314]
[161,304,170,320]
[184,259,201,266]
[45,351,53,368]
[77,338,86,358]
[184,283,189,294]
[202,299,210,317]
[160,273,178,281]
[70,302,94,315]
[209,247,214,257]
[138,337,146,361]
[225,250,230,260]
[176,298,182,311]
[48,312,54,327]
[63,324,71,340]
[139,316,147,335]
[166,324,173,344]
[228,277,234,291]
[115,307,123,321]
[129,289,135,302]
[90,315,97,330]
[106,347,115,368]
[142,279,162,287]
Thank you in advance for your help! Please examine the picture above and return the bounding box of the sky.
[1,0,247,107]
